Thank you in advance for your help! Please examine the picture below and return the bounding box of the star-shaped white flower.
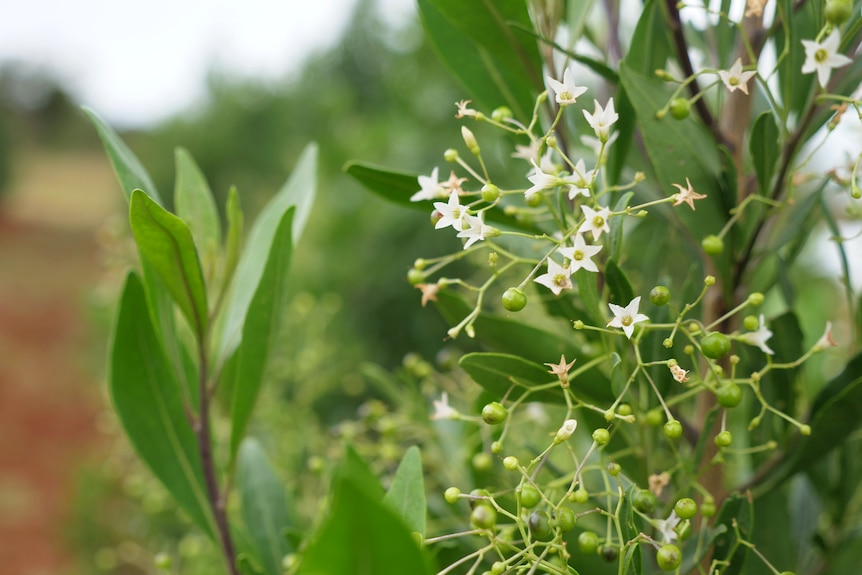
[525,159,559,198]
[433,190,466,230]
[456,213,496,249]
[534,258,572,295]
[583,98,619,142]
[740,314,774,355]
[671,178,707,210]
[580,205,611,240]
[718,58,757,95]
[411,167,445,202]
[802,31,852,88]
[557,233,602,273]
[430,392,459,420]
[607,296,649,339]
[567,159,595,199]
[546,68,588,106]
[455,99,477,118]
[655,510,681,543]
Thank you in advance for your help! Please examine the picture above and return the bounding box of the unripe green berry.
[491,106,513,122]
[444,487,461,504]
[607,462,621,476]
[743,315,759,331]
[800,424,811,436]
[669,98,690,119]
[468,488,490,507]
[646,408,664,427]
[701,332,731,359]
[471,503,497,529]
[528,510,552,539]
[444,148,459,162]
[472,452,493,471]
[633,489,657,514]
[491,440,503,454]
[702,234,724,255]
[715,430,733,447]
[501,287,527,312]
[491,561,506,575]
[663,419,683,440]
[555,506,576,531]
[481,183,500,202]
[663,337,674,348]
[518,483,542,509]
[716,383,743,408]
[482,402,507,425]
[592,428,611,445]
[825,0,852,25]
[571,488,589,504]
[525,191,543,207]
[617,403,633,416]
[674,498,697,520]
[657,544,682,571]
[503,456,519,471]
[578,531,600,554]
[604,408,616,422]
[650,285,671,306]
[600,545,619,562]
[748,292,764,306]
[701,497,717,517]
[407,268,425,285]
[704,275,716,286]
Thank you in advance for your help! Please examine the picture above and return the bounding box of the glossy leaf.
[460,352,561,403]
[342,445,386,501]
[222,185,244,301]
[620,486,642,575]
[711,492,753,575]
[216,143,316,362]
[607,192,634,263]
[109,272,215,538]
[82,106,161,204]
[749,112,780,195]
[605,259,634,306]
[383,446,426,537]
[174,148,222,277]
[575,268,603,328]
[236,438,295,575]
[129,189,209,340]
[229,209,294,459]
[624,0,672,76]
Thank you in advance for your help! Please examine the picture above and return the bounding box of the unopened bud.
[462,126,480,155]
[554,419,578,444]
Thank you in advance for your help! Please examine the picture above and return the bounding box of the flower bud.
[554,419,578,443]
[461,126,480,155]
[443,148,459,162]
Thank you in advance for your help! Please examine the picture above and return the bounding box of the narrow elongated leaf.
[109,272,215,538]
[607,192,634,262]
[222,185,244,301]
[620,486,642,575]
[130,189,209,340]
[82,106,161,204]
[229,209,294,459]
[383,446,426,537]
[217,143,316,361]
[460,352,562,403]
[237,438,295,575]
[175,148,222,276]
[605,259,634,306]
[711,492,753,575]
[575,268,603,327]
[749,113,780,195]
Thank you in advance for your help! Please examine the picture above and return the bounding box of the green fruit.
[701,332,731,359]
[716,383,743,408]
[715,430,733,447]
[501,287,527,312]
[646,408,664,427]
[518,483,542,509]
[482,402,507,425]
[701,234,724,255]
[743,315,759,331]
[491,106,513,123]
[528,511,552,539]
[468,488,490,508]
[674,498,697,520]
[701,498,717,517]
[444,487,461,504]
[617,403,633,416]
[669,98,691,120]
[825,0,852,25]
[555,506,576,531]
[650,285,671,306]
[657,544,682,571]
[407,268,425,285]
[578,531,600,554]
[526,191,544,207]
[663,419,683,440]
[571,488,589,504]
[472,452,493,471]
[607,462,621,476]
[600,545,619,562]
[633,489,657,514]
[481,183,500,202]
[592,428,611,445]
[491,561,506,575]
[471,503,497,529]
[503,456,519,471]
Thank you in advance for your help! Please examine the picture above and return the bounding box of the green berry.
[578,531,600,554]
[825,0,852,25]
[664,419,683,440]
[601,545,619,562]
[604,408,616,422]
[633,489,657,514]
[491,106,513,123]
[715,430,733,447]
[482,402,507,425]
[444,487,461,504]
[748,292,764,306]
[468,488,490,508]
[518,483,542,509]
[674,498,697,520]
[491,561,506,575]
[618,403,633,416]
[592,428,611,445]
[657,544,682,571]
[407,268,425,285]
[472,452,493,471]
[471,503,497,529]
[702,234,724,255]
[481,183,500,203]
[491,440,503,454]
[525,191,544,207]
[650,285,671,306]
[607,462,621,476]
[528,511,552,539]
[669,98,690,120]
[503,456,519,471]
[716,383,743,408]
[571,488,589,504]
[743,315,759,331]
[555,506,576,531]
[701,497,717,517]
[701,332,731,359]
[646,408,664,427]
[501,287,527,312]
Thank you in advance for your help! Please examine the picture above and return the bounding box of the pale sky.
[0,0,412,127]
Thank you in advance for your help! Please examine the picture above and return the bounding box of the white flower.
[525,159,559,198]
[655,510,681,543]
[546,68,588,106]
[813,321,838,352]
[802,31,852,88]
[455,99,477,118]
[557,233,602,274]
[512,140,540,162]
[411,167,445,202]
[567,159,595,199]
[534,258,572,295]
[456,213,496,249]
[580,205,611,240]
[740,314,775,355]
[433,190,466,230]
[718,58,757,95]
[583,98,619,142]
[607,296,649,339]
[671,178,707,210]
[554,419,578,443]
[430,392,459,420]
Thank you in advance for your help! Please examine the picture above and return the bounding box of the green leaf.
[605,259,634,306]
[624,0,673,75]
[607,192,634,262]
[174,148,222,277]
[216,143,316,362]
[383,446,426,537]
[460,352,561,403]
[749,112,780,195]
[229,209,295,459]
[129,190,209,340]
[341,445,385,501]
[222,185,244,299]
[417,0,541,120]
[109,272,215,538]
[575,268,603,327]
[711,492,753,575]
[236,438,295,575]
[82,106,161,204]
[620,486,642,575]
